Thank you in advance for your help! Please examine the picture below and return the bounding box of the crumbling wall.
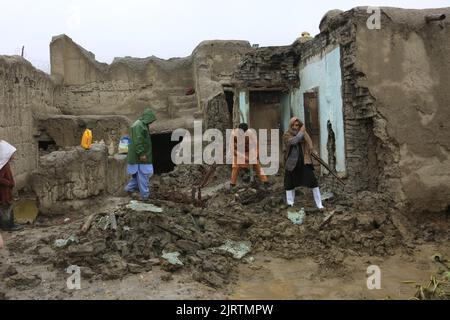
[203,93,230,133]
[233,45,299,90]
[353,7,450,212]
[297,46,346,174]
[52,35,250,133]
[303,7,450,212]
[231,45,299,135]
[31,144,127,215]
[51,35,194,126]
[192,41,251,131]
[291,13,362,193]
[37,115,131,148]
[0,56,61,189]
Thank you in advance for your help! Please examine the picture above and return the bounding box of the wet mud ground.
[1,175,449,300]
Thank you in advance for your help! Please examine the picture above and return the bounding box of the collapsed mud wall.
[295,10,365,193]
[0,56,61,189]
[233,45,299,90]
[31,144,127,215]
[353,7,450,212]
[303,7,450,212]
[193,41,251,134]
[192,41,251,131]
[37,115,131,148]
[51,35,194,128]
[51,35,250,133]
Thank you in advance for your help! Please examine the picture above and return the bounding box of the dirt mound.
[48,201,240,288]
[206,183,403,270]
[7,173,408,290]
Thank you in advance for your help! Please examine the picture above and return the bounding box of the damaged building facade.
[232,7,450,213]
[1,6,449,215]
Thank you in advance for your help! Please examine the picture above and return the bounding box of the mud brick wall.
[52,35,251,133]
[203,93,230,133]
[233,46,299,89]
[299,7,450,212]
[37,115,131,148]
[0,56,61,189]
[295,12,380,194]
[31,144,127,215]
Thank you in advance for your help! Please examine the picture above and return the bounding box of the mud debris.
[4,175,408,291]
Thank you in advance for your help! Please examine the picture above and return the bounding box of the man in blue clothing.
[124,108,156,201]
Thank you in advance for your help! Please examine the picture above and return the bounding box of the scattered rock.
[3,265,18,278]
[5,273,41,290]
[161,273,174,282]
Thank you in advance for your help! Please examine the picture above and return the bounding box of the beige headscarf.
[283,117,314,165]
[0,140,16,170]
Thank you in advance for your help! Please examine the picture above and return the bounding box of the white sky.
[1,0,448,72]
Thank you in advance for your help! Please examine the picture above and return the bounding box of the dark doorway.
[249,91,282,165]
[225,91,234,127]
[38,140,56,152]
[37,135,57,155]
[225,91,234,115]
[152,133,182,174]
[249,91,282,140]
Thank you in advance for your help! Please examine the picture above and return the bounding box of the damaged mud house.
[0,7,449,300]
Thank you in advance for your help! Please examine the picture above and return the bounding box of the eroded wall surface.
[0,56,60,188]
[31,144,127,215]
[298,46,346,173]
[294,7,450,212]
[51,35,251,133]
[354,7,450,212]
[38,115,131,147]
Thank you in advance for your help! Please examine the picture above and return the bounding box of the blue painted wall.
[238,90,249,124]
[297,47,346,173]
[281,93,291,133]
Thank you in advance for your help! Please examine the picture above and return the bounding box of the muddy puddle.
[229,244,449,300]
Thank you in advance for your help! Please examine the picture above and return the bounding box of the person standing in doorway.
[0,140,23,232]
[283,117,324,210]
[124,108,157,201]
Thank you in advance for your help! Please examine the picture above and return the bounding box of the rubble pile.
[50,202,241,288]
[204,183,403,268]
[9,172,407,290]
[154,164,230,192]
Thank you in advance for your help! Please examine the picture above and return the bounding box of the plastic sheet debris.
[288,208,305,225]
[126,201,163,213]
[161,251,184,266]
[243,256,255,264]
[54,235,79,248]
[109,213,117,230]
[321,192,334,201]
[217,240,252,260]
[97,215,111,230]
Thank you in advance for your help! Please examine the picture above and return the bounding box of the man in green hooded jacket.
[125,108,156,200]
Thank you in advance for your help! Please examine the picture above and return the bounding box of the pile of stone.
[50,200,246,288]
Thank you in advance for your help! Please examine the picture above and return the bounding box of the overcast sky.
[1,0,448,72]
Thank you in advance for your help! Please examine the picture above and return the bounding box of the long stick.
[80,213,98,234]
[311,153,346,186]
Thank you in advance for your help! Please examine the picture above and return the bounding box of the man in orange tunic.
[230,123,268,187]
